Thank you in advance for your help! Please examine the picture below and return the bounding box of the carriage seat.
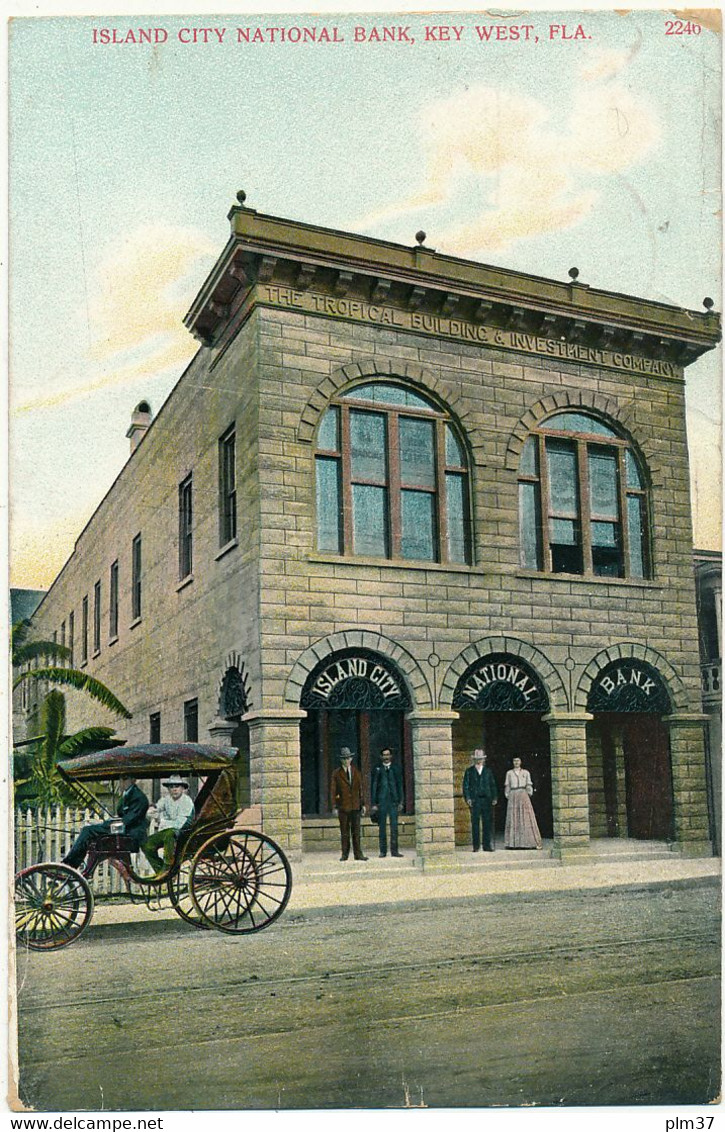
[91,834,138,856]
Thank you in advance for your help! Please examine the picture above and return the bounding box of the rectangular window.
[316,457,342,552]
[179,476,193,579]
[81,597,88,663]
[149,712,161,744]
[60,622,66,649]
[68,612,74,666]
[93,581,101,654]
[109,560,119,639]
[184,698,199,743]
[219,426,237,546]
[547,441,583,574]
[132,534,142,620]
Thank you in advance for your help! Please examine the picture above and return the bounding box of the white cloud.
[357,77,659,257]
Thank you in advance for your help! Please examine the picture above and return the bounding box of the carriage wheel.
[166,860,209,929]
[15,864,94,952]
[189,830,292,934]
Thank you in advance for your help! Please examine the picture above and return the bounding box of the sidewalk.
[90,841,722,927]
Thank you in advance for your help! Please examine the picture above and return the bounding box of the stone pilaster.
[665,713,713,857]
[407,710,459,870]
[207,717,237,746]
[543,712,592,861]
[243,708,306,859]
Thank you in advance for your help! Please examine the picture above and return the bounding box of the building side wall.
[26,317,263,742]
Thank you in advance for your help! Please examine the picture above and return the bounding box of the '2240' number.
[665,19,702,34]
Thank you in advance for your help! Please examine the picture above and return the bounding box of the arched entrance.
[299,648,414,816]
[218,665,251,807]
[452,653,552,844]
[586,659,673,840]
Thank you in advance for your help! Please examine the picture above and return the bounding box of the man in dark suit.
[371,748,404,858]
[330,748,368,861]
[463,749,498,852]
[63,775,149,869]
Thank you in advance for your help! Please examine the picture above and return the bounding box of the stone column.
[407,710,459,871]
[243,708,306,860]
[207,717,236,747]
[543,712,592,861]
[665,713,712,857]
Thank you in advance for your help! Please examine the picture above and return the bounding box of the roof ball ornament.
[236,190,247,206]
[703,297,714,311]
[568,267,580,281]
[415,230,427,246]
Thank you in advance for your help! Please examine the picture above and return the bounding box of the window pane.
[316,457,342,553]
[627,495,646,578]
[519,436,538,477]
[547,441,579,516]
[625,450,643,489]
[445,425,464,468]
[317,407,339,452]
[592,521,618,547]
[343,383,436,412]
[588,448,619,518]
[592,522,623,577]
[519,482,541,568]
[401,491,435,560]
[551,518,579,546]
[447,473,468,564]
[350,410,387,482]
[545,412,617,437]
[352,484,388,557]
[400,417,435,488]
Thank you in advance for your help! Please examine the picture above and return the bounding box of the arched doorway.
[586,659,673,840]
[299,649,414,816]
[219,665,251,807]
[452,654,552,844]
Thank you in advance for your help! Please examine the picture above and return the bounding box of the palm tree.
[12,619,132,720]
[14,690,125,807]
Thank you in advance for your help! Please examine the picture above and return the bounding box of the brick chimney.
[126,401,153,454]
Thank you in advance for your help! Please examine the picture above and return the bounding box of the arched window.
[518,411,650,579]
[315,381,471,564]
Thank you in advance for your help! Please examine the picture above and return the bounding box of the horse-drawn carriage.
[14,744,293,950]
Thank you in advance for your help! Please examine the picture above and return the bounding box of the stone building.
[22,197,721,865]
[694,549,722,854]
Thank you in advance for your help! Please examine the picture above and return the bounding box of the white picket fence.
[14,806,133,896]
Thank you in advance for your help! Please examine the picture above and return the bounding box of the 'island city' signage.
[587,660,671,714]
[453,654,549,712]
[256,285,681,380]
[301,650,411,711]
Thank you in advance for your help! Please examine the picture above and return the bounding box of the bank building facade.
[23,196,721,865]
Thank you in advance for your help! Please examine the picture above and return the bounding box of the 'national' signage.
[453,654,549,712]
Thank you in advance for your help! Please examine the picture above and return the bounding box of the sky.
[8,5,722,590]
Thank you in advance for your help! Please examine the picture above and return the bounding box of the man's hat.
[473,749,486,761]
[339,748,354,761]
[162,774,189,788]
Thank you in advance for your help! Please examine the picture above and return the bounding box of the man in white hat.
[143,775,195,873]
[462,749,498,852]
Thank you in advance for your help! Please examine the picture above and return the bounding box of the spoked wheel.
[167,860,209,929]
[15,864,94,951]
[189,830,292,934]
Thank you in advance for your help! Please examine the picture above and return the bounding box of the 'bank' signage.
[587,660,671,714]
[453,654,549,712]
[301,650,411,711]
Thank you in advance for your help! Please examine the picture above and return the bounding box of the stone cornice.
[184,205,721,368]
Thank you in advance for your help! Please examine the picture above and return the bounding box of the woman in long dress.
[504,757,542,849]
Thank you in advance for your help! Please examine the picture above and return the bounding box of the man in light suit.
[330,748,368,861]
[370,748,404,858]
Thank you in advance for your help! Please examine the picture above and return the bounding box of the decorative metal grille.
[300,649,411,711]
[587,659,671,714]
[219,666,250,718]
[453,653,549,712]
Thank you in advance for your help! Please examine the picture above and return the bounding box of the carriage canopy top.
[57,743,238,781]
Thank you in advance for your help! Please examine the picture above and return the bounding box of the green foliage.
[14,690,123,807]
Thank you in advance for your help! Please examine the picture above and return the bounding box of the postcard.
[6,2,722,1126]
